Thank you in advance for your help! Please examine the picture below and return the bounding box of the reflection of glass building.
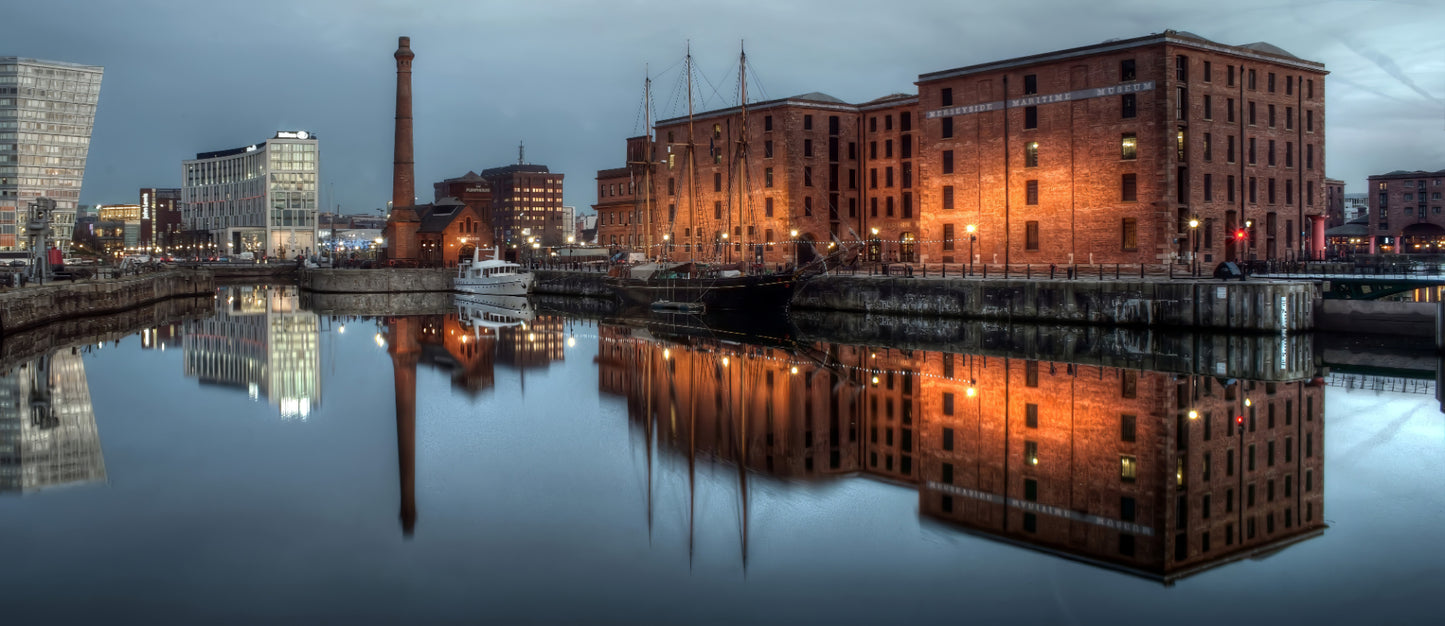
[599,325,1327,583]
[0,57,104,253]
[0,351,106,493]
[182,285,320,419]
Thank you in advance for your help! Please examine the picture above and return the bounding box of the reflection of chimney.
[388,317,421,537]
[392,36,415,211]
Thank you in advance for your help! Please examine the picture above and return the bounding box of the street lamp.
[966,224,977,275]
[1188,217,1200,276]
[660,233,668,261]
[789,229,799,269]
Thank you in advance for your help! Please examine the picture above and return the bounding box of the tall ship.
[602,45,852,313]
[454,246,534,296]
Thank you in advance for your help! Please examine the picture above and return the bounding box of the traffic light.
[1235,415,1245,435]
[1235,229,1249,242]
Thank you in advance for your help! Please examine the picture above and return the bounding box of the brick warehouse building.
[597,30,1328,267]
[1367,169,1445,254]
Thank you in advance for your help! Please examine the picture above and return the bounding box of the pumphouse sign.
[925,80,1156,119]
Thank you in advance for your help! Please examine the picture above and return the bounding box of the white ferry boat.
[455,246,534,296]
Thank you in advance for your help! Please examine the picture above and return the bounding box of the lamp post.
[966,224,977,276]
[658,234,666,262]
[789,229,799,269]
[1245,219,1254,262]
[1188,217,1200,276]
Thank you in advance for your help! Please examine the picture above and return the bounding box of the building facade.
[96,203,141,256]
[433,171,494,232]
[0,57,104,253]
[181,131,320,258]
[1367,169,1445,253]
[918,30,1328,266]
[480,164,566,247]
[140,187,181,253]
[596,30,1329,267]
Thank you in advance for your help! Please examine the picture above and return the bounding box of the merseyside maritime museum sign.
[925,80,1156,119]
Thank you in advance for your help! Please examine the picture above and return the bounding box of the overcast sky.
[8,0,1444,214]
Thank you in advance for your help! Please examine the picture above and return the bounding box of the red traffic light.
[1236,415,1244,424]
[1235,229,1248,240]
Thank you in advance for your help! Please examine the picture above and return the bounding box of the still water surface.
[1,286,1440,624]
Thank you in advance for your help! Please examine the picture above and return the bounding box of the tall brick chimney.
[392,36,415,210]
[384,36,420,263]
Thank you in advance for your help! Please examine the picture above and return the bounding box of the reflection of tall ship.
[0,351,106,494]
[454,293,534,333]
[454,246,534,296]
[600,322,1328,583]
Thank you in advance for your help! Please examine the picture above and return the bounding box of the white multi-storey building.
[0,57,104,253]
[181,131,319,258]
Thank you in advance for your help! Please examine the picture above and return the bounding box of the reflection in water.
[381,301,569,535]
[182,285,321,419]
[596,322,1327,583]
[0,350,106,494]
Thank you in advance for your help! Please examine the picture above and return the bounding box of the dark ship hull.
[605,272,797,312]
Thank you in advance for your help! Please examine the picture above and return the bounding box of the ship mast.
[731,42,752,266]
[626,69,655,259]
[686,43,699,263]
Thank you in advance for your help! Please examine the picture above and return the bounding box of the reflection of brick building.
[599,326,1325,583]
[498,315,565,370]
[917,356,1325,582]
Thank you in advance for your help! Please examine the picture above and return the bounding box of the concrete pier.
[0,269,214,335]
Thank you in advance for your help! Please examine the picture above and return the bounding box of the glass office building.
[0,57,104,252]
[181,131,319,258]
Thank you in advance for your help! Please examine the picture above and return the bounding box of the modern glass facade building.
[181,131,319,258]
[0,57,104,252]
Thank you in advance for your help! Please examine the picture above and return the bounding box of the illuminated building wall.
[647,97,867,266]
[596,31,1329,266]
[181,131,320,257]
[917,31,1328,265]
[0,57,103,252]
[97,204,142,250]
[0,351,106,493]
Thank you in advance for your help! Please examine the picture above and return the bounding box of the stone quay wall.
[298,268,1319,332]
[791,276,1318,332]
[298,268,452,293]
[0,269,215,335]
